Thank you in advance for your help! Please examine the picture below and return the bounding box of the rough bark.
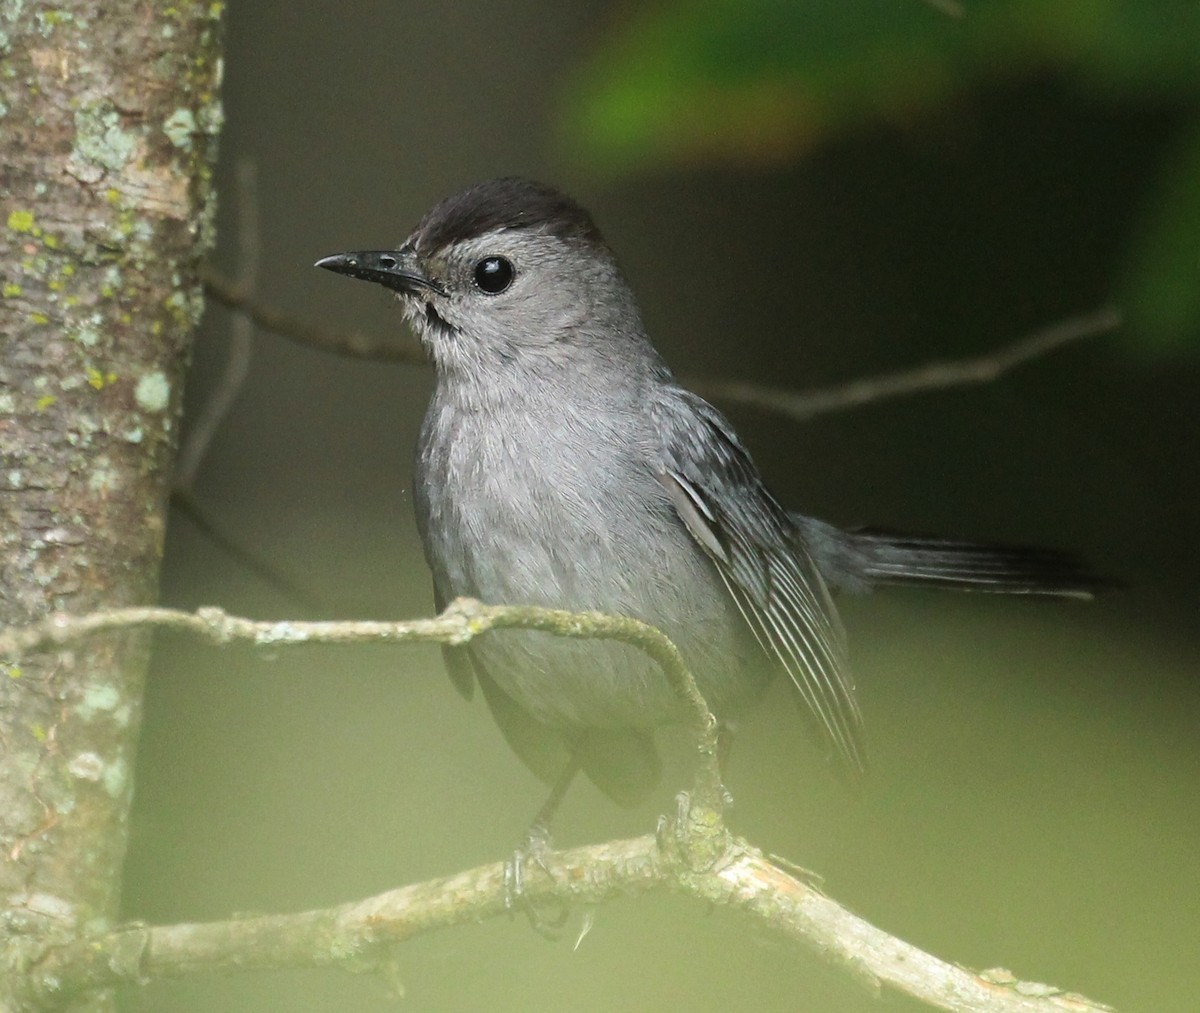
[0,2,223,1008]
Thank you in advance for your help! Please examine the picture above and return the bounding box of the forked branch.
[2,602,1113,1013]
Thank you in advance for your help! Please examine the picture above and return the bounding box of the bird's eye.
[473,256,514,294]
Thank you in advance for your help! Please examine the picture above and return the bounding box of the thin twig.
[690,306,1122,422]
[177,159,260,490]
[202,268,424,363]
[175,164,330,611]
[201,270,1119,422]
[168,492,327,615]
[0,600,713,747]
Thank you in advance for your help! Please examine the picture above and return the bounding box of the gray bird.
[316,177,1103,811]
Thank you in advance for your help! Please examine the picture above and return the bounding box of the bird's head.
[316,177,652,378]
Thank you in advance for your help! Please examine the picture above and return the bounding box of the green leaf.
[559,0,1200,172]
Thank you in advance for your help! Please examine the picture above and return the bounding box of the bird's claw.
[656,790,732,873]
[502,820,570,939]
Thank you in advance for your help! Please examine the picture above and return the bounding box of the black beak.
[314,249,446,297]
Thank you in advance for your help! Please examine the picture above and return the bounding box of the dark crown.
[414,177,606,253]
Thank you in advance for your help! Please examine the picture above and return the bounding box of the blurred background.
[122,2,1198,1010]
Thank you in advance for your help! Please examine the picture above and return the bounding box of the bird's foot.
[502,819,570,939]
[656,789,733,874]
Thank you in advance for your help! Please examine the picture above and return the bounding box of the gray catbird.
[316,177,1103,810]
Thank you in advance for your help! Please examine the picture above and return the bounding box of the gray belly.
[474,635,713,729]
[458,534,765,729]
[418,432,766,729]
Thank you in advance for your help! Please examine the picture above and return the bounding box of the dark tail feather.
[794,517,1116,599]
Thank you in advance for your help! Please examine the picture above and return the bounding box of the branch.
[25,832,1109,1013]
[0,599,723,813]
[0,599,707,739]
[2,603,1114,1012]
[202,269,1119,421]
[689,306,1122,422]
[175,159,261,491]
[201,268,425,363]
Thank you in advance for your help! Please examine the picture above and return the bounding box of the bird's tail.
[794,517,1115,599]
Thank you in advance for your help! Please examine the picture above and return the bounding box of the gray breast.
[414,387,766,729]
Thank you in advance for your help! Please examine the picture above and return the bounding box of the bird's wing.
[653,389,867,776]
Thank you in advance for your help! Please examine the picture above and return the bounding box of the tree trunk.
[0,3,223,1008]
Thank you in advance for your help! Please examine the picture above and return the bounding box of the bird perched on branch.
[317,177,1105,818]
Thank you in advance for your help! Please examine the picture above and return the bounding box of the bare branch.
[176,158,261,491]
[202,268,424,363]
[167,493,328,615]
[0,599,717,763]
[1,602,1115,1012]
[175,164,333,613]
[1,599,727,821]
[27,833,1112,1013]
[690,306,1122,422]
[202,270,1119,422]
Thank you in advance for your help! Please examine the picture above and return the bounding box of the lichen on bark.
[0,2,224,1006]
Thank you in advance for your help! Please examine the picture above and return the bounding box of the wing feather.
[657,393,867,775]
